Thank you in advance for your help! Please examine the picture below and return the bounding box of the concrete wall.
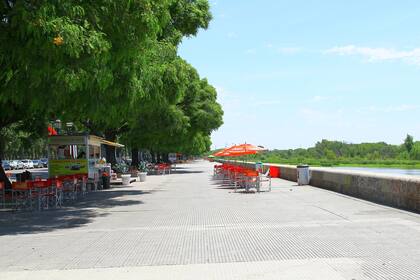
[216,160,420,213]
[309,168,420,213]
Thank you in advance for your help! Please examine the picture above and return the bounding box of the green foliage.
[0,121,47,159]
[232,137,420,169]
[404,134,414,153]
[410,142,420,160]
[0,0,222,162]
[124,57,223,155]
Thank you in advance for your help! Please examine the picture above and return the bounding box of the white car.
[21,159,34,169]
[9,160,18,170]
[16,160,25,169]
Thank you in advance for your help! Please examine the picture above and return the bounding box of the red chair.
[244,170,260,192]
[156,164,170,175]
[213,164,224,178]
[59,175,77,202]
[33,178,63,210]
[75,174,88,197]
[53,178,64,207]
[12,181,35,211]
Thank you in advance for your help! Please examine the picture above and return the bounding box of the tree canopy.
[0,0,223,184]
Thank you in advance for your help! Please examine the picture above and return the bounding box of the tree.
[80,0,214,164]
[0,1,173,183]
[410,142,420,160]
[404,134,414,153]
[124,58,223,162]
[324,149,336,160]
[0,0,221,180]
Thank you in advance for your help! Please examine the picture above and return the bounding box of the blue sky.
[179,0,420,149]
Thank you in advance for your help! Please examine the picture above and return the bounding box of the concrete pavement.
[0,160,419,279]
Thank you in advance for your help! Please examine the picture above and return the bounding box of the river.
[333,166,420,177]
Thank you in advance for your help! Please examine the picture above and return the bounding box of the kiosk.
[47,134,124,180]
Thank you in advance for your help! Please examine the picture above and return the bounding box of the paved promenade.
[1,161,419,279]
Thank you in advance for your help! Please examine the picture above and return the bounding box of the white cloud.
[311,95,329,102]
[251,100,283,107]
[244,48,257,55]
[299,107,351,128]
[227,32,237,39]
[325,45,420,65]
[265,44,302,55]
[362,105,419,113]
[277,47,302,55]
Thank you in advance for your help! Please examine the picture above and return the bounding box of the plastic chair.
[259,168,272,192]
[53,179,63,207]
[33,179,51,210]
[245,170,260,192]
[75,174,88,197]
[60,175,77,202]
[12,181,35,211]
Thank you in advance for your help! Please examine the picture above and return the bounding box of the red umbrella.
[224,144,266,157]
[213,144,266,157]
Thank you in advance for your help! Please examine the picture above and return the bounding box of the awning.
[101,139,125,148]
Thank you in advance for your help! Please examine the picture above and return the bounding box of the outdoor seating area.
[211,143,271,192]
[213,163,271,192]
[151,163,172,175]
[1,173,98,211]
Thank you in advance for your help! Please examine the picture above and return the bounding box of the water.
[333,166,420,177]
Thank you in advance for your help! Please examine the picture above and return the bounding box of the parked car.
[1,160,11,170]
[15,160,24,169]
[21,159,34,169]
[9,160,18,170]
[32,160,44,168]
[40,158,48,167]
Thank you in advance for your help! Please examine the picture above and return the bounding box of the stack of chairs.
[154,163,172,175]
[3,173,90,212]
[213,163,271,192]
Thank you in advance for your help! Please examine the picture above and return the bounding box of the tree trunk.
[163,153,169,163]
[0,131,11,189]
[131,148,139,167]
[151,151,157,163]
[104,130,117,165]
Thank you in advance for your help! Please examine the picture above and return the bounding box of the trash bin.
[139,172,147,182]
[121,174,131,186]
[102,175,110,189]
[297,165,310,185]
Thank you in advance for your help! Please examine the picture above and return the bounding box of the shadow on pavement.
[0,189,147,236]
[148,170,204,176]
[170,170,204,174]
[215,186,237,190]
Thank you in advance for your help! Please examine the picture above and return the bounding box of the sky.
[179,0,420,150]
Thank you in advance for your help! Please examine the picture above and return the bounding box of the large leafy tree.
[85,0,215,163]
[125,58,223,163]
[0,0,171,184]
[0,0,222,183]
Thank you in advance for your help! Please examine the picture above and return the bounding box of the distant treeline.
[243,135,420,168]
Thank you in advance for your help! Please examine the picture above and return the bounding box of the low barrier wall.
[215,160,420,213]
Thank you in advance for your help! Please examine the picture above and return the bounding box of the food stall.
[47,134,124,181]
